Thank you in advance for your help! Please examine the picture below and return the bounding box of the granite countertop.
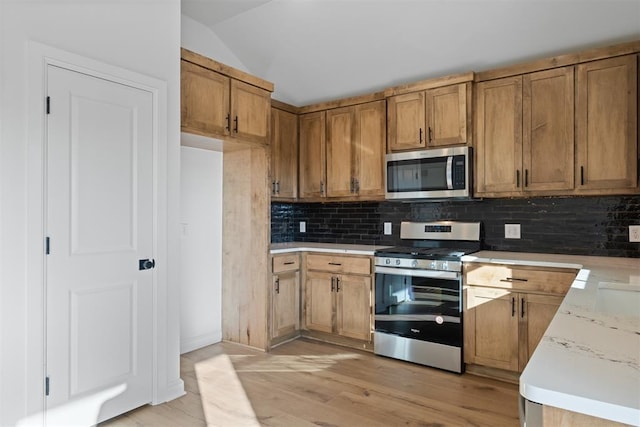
[270,242,390,256]
[463,251,640,425]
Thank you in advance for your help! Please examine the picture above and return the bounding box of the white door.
[45,64,154,426]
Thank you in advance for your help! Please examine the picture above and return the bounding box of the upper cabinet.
[299,111,327,199]
[387,81,472,152]
[326,101,386,199]
[575,55,638,193]
[476,67,575,196]
[180,49,273,145]
[299,99,386,201]
[271,106,298,200]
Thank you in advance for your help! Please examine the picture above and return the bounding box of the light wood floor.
[102,338,520,426]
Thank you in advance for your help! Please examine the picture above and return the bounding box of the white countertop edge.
[271,246,378,256]
[461,254,583,271]
[519,381,638,426]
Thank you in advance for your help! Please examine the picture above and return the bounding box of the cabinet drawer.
[273,254,300,273]
[306,254,371,275]
[464,263,577,295]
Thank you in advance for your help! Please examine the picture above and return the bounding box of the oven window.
[374,272,460,317]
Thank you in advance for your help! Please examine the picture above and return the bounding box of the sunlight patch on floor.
[194,354,260,426]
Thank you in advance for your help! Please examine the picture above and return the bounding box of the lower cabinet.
[271,254,300,343]
[304,253,373,343]
[464,263,576,374]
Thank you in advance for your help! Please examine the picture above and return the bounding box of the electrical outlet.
[384,222,392,235]
[630,225,640,242]
[299,221,306,233]
[505,224,521,239]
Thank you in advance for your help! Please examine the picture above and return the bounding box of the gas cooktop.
[375,246,477,261]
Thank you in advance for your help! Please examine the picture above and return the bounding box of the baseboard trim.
[180,330,222,354]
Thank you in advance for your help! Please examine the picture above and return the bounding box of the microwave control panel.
[452,155,466,189]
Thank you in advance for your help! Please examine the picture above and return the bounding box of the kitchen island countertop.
[463,251,640,426]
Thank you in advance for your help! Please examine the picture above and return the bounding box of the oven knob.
[395,259,401,266]
[411,260,418,268]
[441,261,448,271]
[430,261,437,269]
[385,258,391,265]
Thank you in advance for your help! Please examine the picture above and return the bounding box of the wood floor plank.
[102,338,520,426]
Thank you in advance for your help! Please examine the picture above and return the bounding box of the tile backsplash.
[271,196,640,258]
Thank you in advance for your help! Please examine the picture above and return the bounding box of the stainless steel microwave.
[385,146,472,200]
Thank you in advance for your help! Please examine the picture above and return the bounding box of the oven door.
[374,266,462,347]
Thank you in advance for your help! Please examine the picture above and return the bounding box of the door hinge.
[46,96,50,114]
[45,376,50,396]
[45,237,50,255]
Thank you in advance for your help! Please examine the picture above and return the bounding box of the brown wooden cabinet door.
[272,271,300,339]
[335,274,372,341]
[387,92,426,151]
[523,67,575,192]
[271,108,298,199]
[181,60,230,138]
[353,100,386,198]
[475,76,523,195]
[576,55,638,192]
[326,107,355,197]
[425,83,469,147]
[465,286,519,371]
[305,271,334,334]
[231,79,271,144]
[299,112,326,199]
[519,293,563,370]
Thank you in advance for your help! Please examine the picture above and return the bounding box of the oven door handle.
[375,266,459,280]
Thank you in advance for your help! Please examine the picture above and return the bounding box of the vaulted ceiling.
[181,0,640,106]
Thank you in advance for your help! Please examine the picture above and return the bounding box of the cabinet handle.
[521,297,525,318]
[511,297,516,317]
[428,126,433,144]
[419,128,423,144]
[275,181,280,194]
[233,116,238,133]
[331,277,335,292]
[283,261,295,265]
[336,277,341,292]
[320,181,324,195]
[328,262,342,266]
[271,181,276,194]
[500,277,529,282]
[580,166,585,186]
[355,179,359,193]
[525,169,529,187]
[225,114,231,132]
[275,277,280,294]
[516,170,521,188]
[350,177,355,193]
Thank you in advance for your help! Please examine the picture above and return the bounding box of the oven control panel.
[375,257,462,273]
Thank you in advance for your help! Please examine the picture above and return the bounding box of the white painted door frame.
[25,41,173,423]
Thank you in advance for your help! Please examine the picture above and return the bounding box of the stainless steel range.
[374,221,481,373]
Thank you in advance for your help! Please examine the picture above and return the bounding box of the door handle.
[139,259,155,270]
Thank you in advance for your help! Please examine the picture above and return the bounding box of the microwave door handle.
[446,156,454,189]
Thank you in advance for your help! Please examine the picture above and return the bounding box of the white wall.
[181,14,249,72]
[0,1,183,425]
[180,145,223,354]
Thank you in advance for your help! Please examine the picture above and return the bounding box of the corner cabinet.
[300,100,386,201]
[387,82,471,152]
[304,253,373,342]
[180,50,272,145]
[299,111,327,198]
[463,263,578,374]
[575,55,638,193]
[326,101,386,199]
[271,107,298,200]
[271,254,301,345]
